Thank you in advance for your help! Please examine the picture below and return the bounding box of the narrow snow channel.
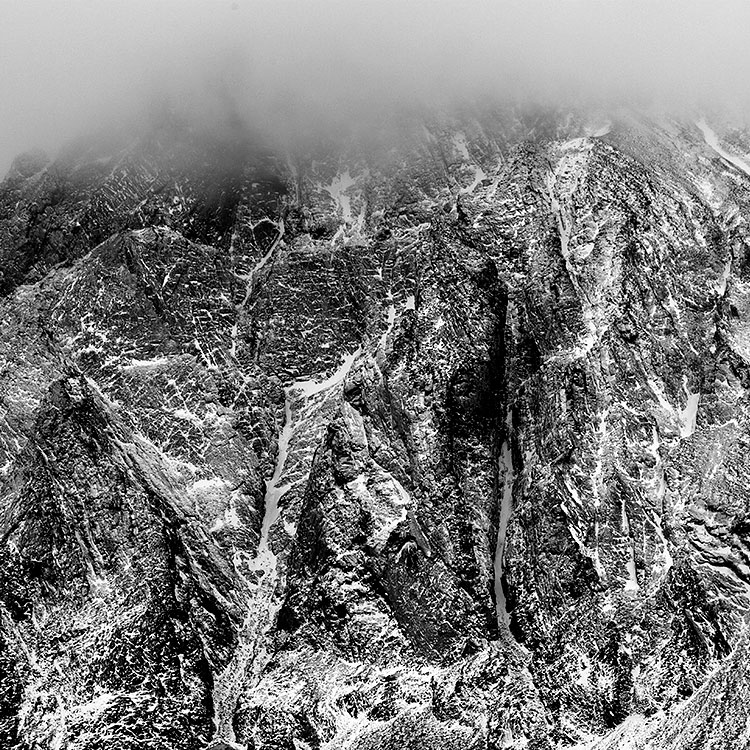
[249,347,362,574]
[453,132,487,193]
[622,501,639,593]
[292,347,361,398]
[680,391,700,438]
[547,172,571,256]
[230,219,284,359]
[697,119,750,179]
[323,171,356,224]
[213,349,360,745]
[379,303,397,353]
[584,119,611,138]
[246,396,293,574]
[494,439,514,628]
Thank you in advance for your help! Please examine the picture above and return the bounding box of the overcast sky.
[2,0,750,174]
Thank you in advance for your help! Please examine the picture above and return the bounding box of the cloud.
[1,0,750,173]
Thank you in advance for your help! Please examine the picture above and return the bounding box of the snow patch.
[292,348,361,398]
[453,132,487,193]
[378,303,397,353]
[494,437,514,628]
[213,346,363,742]
[587,122,611,138]
[323,170,356,224]
[232,219,285,358]
[210,505,242,534]
[649,511,674,579]
[247,395,293,575]
[717,258,731,297]
[122,357,172,370]
[647,426,666,506]
[453,132,471,161]
[680,377,700,438]
[172,407,204,426]
[697,118,750,179]
[647,377,700,438]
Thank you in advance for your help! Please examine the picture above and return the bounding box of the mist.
[2,0,750,174]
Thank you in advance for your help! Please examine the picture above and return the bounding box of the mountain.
[1,105,750,749]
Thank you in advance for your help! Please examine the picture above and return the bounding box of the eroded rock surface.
[2,108,750,749]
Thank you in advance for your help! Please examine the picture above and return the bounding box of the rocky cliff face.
[1,106,750,749]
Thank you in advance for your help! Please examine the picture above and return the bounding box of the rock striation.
[1,107,750,748]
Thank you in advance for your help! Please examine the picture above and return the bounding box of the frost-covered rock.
[1,108,750,748]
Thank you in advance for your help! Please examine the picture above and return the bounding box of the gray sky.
[2,0,750,174]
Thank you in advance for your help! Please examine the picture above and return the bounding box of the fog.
[2,0,750,174]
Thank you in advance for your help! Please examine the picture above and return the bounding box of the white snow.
[680,377,700,438]
[191,477,229,493]
[624,554,639,592]
[591,410,608,509]
[543,155,608,366]
[246,396,293,575]
[212,387,294,743]
[680,392,700,438]
[575,653,593,689]
[547,171,572,257]
[649,511,674,579]
[619,491,640,592]
[379,303,397,353]
[717,258,731,297]
[697,118,750,179]
[583,115,612,138]
[562,476,607,582]
[121,356,172,370]
[291,348,361,398]
[453,133,471,161]
[466,166,487,194]
[231,219,285,358]
[453,132,487,193]
[647,378,676,415]
[647,426,666,507]
[172,407,203,426]
[487,167,503,198]
[590,529,607,582]
[323,170,356,224]
[368,473,411,551]
[563,476,582,506]
[210,505,242,534]
[647,376,700,438]
[665,291,682,327]
[494,438,514,627]
[213,347,362,742]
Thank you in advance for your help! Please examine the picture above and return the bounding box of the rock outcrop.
[1,107,750,748]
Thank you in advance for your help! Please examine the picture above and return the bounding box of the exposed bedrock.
[1,108,750,748]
